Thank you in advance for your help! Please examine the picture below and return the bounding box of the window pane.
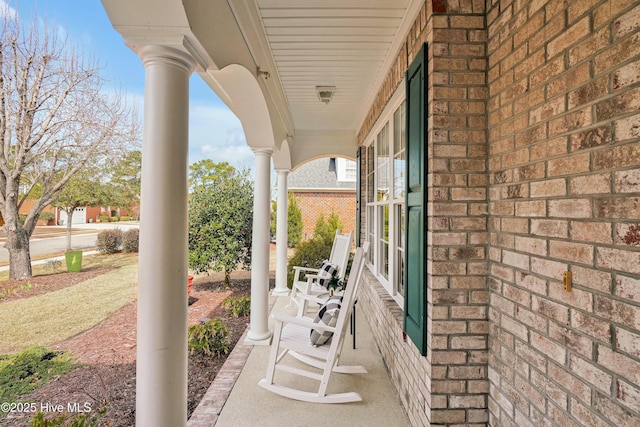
[393,102,406,199]
[394,101,406,153]
[367,206,375,264]
[396,204,405,296]
[378,205,389,279]
[377,123,390,201]
[367,145,375,203]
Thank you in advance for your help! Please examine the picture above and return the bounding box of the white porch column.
[273,169,290,295]
[246,148,273,344]
[136,45,194,427]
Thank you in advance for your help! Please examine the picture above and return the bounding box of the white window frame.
[362,83,406,306]
[336,158,357,182]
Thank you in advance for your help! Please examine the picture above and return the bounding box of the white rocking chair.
[259,243,369,404]
[288,229,353,317]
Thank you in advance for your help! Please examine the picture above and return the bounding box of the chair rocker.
[259,243,369,404]
[288,229,353,317]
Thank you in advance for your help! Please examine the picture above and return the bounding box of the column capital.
[138,45,196,74]
[275,168,290,174]
[252,147,274,156]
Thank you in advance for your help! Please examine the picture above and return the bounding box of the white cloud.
[0,1,18,20]
[188,101,255,171]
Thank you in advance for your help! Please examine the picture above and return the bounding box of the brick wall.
[358,1,490,425]
[428,1,490,425]
[487,1,640,426]
[358,0,640,426]
[292,190,356,241]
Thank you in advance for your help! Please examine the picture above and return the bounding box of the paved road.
[0,223,139,263]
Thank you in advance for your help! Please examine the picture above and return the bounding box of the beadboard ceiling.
[255,0,413,131]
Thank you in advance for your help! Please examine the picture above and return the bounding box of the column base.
[245,330,272,346]
[271,288,290,296]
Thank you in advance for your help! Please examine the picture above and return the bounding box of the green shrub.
[96,229,124,254]
[122,229,139,253]
[188,318,231,357]
[99,215,110,223]
[286,212,344,287]
[29,409,106,427]
[286,237,333,287]
[39,211,55,221]
[0,347,76,407]
[119,216,131,222]
[222,296,250,317]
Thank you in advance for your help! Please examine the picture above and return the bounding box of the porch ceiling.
[255,0,412,131]
[102,0,421,165]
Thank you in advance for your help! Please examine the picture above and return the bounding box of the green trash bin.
[65,250,83,272]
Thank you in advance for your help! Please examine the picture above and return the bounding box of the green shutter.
[404,43,427,356]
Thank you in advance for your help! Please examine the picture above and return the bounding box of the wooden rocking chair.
[288,229,353,317]
[259,243,369,404]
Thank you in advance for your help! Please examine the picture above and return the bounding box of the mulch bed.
[1,272,266,427]
[0,266,117,301]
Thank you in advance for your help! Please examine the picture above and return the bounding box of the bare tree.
[0,7,139,279]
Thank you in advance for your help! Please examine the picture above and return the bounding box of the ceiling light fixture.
[316,86,335,104]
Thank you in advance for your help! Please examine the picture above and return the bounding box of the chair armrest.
[296,293,330,310]
[272,312,337,333]
[292,266,320,273]
[303,273,326,280]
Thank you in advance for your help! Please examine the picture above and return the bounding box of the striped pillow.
[316,260,338,288]
[310,295,343,346]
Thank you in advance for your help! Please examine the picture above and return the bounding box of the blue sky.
[5,0,253,169]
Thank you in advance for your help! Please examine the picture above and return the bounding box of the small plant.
[99,215,110,223]
[188,318,231,357]
[96,229,124,254]
[46,259,63,273]
[222,296,251,317]
[0,347,76,406]
[326,275,344,293]
[29,408,106,427]
[122,229,139,253]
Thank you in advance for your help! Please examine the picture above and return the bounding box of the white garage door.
[59,208,86,225]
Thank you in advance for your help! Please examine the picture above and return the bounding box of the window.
[336,158,357,182]
[362,90,407,304]
[359,44,426,355]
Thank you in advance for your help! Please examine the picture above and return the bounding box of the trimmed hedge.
[96,229,124,254]
[122,229,139,253]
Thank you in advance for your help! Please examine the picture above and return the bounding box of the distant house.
[14,200,139,226]
[287,157,356,241]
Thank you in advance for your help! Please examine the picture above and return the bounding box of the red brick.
[549,241,594,265]
[547,17,591,59]
[571,310,612,342]
[616,275,640,303]
[595,296,640,329]
[613,3,640,39]
[598,346,640,384]
[614,113,640,142]
[570,221,612,244]
[572,265,612,293]
[548,199,592,218]
[570,173,611,195]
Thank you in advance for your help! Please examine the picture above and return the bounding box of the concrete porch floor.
[188,294,410,427]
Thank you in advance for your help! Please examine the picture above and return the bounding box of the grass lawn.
[0,254,138,353]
